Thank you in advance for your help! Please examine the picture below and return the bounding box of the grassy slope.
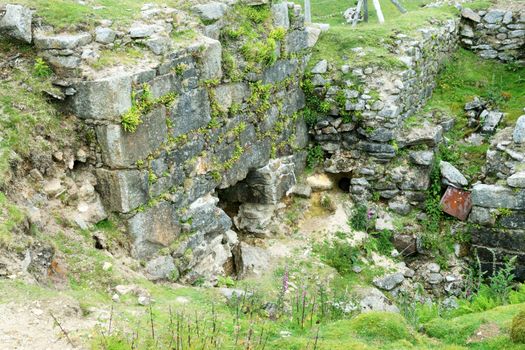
[0,0,188,29]
[422,49,525,179]
[425,303,525,349]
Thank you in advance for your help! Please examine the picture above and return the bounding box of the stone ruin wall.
[459,8,525,63]
[309,7,525,277]
[469,123,525,279]
[1,1,318,282]
[87,4,313,282]
[310,19,459,214]
[2,1,524,281]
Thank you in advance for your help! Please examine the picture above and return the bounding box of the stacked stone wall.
[469,120,525,279]
[48,2,313,281]
[459,8,525,63]
[309,19,458,214]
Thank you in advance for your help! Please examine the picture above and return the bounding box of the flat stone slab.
[471,184,525,210]
[440,186,472,221]
[34,31,92,49]
[508,172,525,188]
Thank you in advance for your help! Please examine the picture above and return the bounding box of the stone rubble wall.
[0,1,315,282]
[309,19,458,214]
[469,117,525,279]
[459,8,525,64]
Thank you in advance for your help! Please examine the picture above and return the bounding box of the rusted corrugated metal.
[440,186,472,221]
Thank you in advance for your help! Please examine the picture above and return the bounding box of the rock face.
[459,9,525,63]
[469,125,525,280]
[58,4,311,282]
[0,4,32,43]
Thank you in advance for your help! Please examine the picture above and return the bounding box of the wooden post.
[363,0,369,22]
[352,0,364,27]
[372,0,385,24]
[390,0,407,13]
[304,0,312,24]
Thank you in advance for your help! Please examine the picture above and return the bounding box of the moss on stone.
[511,310,525,343]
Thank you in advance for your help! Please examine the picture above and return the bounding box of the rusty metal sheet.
[440,186,472,221]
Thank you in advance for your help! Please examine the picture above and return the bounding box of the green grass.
[422,49,525,179]
[426,49,525,127]
[0,192,28,251]
[3,0,188,29]
[297,0,493,69]
[0,40,67,186]
[425,303,525,348]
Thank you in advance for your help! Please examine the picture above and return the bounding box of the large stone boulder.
[440,161,468,188]
[397,123,443,148]
[170,88,211,137]
[127,202,181,258]
[196,36,222,81]
[234,203,276,236]
[192,2,228,22]
[95,169,149,213]
[34,31,92,49]
[96,105,167,168]
[354,287,400,313]
[483,10,506,24]
[471,184,525,210]
[508,172,525,188]
[514,115,525,144]
[373,272,405,291]
[220,156,296,204]
[461,8,481,23]
[69,74,132,120]
[145,255,177,281]
[0,4,32,43]
[271,2,289,29]
[234,242,270,278]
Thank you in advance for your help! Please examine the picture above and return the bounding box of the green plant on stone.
[173,63,188,76]
[33,57,52,78]
[303,107,318,127]
[121,84,175,133]
[349,204,368,232]
[367,230,394,256]
[217,275,235,288]
[306,144,324,170]
[269,27,286,42]
[489,255,517,304]
[319,100,331,113]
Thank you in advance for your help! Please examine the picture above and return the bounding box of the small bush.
[303,107,318,127]
[349,205,368,231]
[306,145,324,170]
[315,240,360,275]
[33,57,52,77]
